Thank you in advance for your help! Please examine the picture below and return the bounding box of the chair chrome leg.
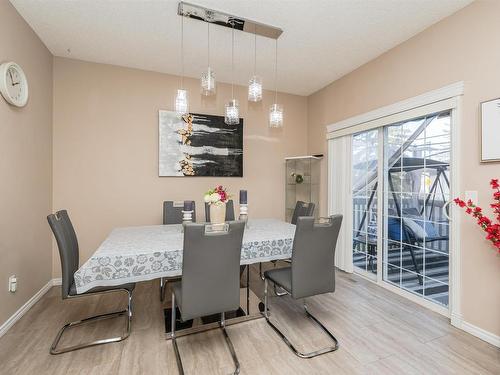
[273,283,288,297]
[262,280,339,359]
[264,278,269,318]
[160,277,167,302]
[127,288,133,319]
[171,292,185,375]
[171,308,241,375]
[171,292,176,339]
[50,289,132,355]
[220,312,240,375]
[262,261,287,297]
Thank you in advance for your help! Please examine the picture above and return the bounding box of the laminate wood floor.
[0,266,498,375]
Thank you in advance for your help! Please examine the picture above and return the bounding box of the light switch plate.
[465,191,478,204]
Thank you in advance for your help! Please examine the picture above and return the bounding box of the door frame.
[327,82,463,320]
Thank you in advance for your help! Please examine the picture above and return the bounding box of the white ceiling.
[10,0,472,96]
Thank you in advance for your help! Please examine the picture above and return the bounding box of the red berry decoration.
[454,179,500,253]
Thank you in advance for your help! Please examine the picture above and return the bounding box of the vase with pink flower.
[204,185,230,225]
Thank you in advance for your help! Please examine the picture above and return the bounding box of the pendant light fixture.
[248,31,262,102]
[224,20,239,125]
[269,38,283,128]
[175,13,189,115]
[201,21,216,95]
[177,2,284,123]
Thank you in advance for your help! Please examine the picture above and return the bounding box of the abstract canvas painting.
[159,110,243,176]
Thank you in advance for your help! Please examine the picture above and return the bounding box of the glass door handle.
[443,200,452,221]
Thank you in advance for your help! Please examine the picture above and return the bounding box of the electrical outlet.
[8,275,17,293]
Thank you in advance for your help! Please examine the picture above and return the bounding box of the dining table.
[73,218,296,337]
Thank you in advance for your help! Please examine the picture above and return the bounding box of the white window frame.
[327,82,463,320]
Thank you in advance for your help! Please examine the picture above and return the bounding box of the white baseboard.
[0,278,60,338]
[451,313,499,347]
[460,320,500,348]
[450,312,463,329]
[52,277,62,286]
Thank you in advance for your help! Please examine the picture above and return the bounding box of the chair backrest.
[47,210,79,299]
[163,201,196,224]
[291,215,343,299]
[291,201,315,224]
[306,202,316,216]
[180,221,245,320]
[204,199,235,222]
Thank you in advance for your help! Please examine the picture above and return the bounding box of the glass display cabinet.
[285,156,322,222]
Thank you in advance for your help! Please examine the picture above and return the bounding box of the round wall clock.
[0,62,29,107]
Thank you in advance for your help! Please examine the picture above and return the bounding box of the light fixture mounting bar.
[178,2,283,39]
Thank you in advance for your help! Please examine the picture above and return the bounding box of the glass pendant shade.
[175,89,189,115]
[248,75,263,102]
[201,67,216,96]
[225,99,240,125]
[269,103,283,128]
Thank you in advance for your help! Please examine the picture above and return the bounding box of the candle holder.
[181,210,193,232]
[239,204,249,228]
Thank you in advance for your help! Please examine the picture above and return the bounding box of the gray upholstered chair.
[204,199,235,222]
[160,200,196,301]
[163,200,197,225]
[291,201,315,225]
[170,221,245,375]
[259,200,316,283]
[263,215,342,359]
[47,210,135,355]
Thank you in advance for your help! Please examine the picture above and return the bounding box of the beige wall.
[307,0,500,336]
[52,57,308,276]
[0,2,53,326]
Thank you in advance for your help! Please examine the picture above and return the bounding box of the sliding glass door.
[351,111,451,307]
[383,111,451,307]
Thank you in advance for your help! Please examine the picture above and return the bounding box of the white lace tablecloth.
[74,219,295,294]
